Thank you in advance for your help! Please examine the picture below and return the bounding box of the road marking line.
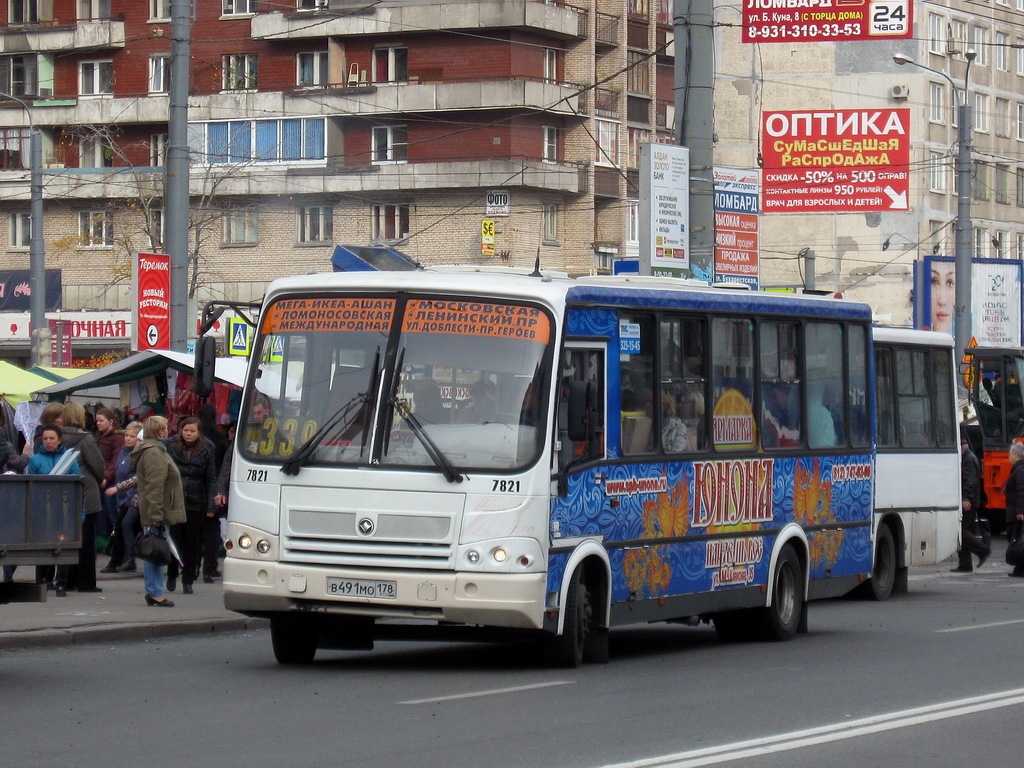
[936,618,1024,633]
[399,680,573,705]
[600,688,1024,768]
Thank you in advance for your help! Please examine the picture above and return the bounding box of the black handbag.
[135,528,174,566]
[1006,523,1024,567]
[972,517,993,551]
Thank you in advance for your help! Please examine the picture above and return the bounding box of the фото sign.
[743,0,912,43]
[761,109,909,213]
[713,168,760,289]
[132,252,170,351]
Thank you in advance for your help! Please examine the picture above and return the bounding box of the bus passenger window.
[760,321,802,449]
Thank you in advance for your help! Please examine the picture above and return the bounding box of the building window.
[9,212,30,248]
[371,125,408,163]
[974,227,988,259]
[223,208,258,244]
[372,47,408,83]
[80,134,113,168]
[543,49,558,83]
[595,119,618,167]
[993,230,1008,256]
[1017,169,1024,206]
[9,0,40,24]
[0,128,26,170]
[627,51,650,94]
[974,93,989,133]
[627,127,651,169]
[194,118,326,164]
[149,0,170,21]
[78,210,114,247]
[77,0,111,20]
[149,56,170,94]
[927,13,944,54]
[1018,41,1024,75]
[1018,233,1024,258]
[997,98,1011,137]
[542,203,558,243]
[0,54,38,98]
[929,82,944,123]
[297,52,328,88]
[974,161,989,200]
[222,0,256,15]
[950,20,968,58]
[150,133,167,167]
[997,164,1011,204]
[371,204,409,242]
[996,32,1009,71]
[297,205,333,243]
[972,27,988,66]
[1018,104,1024,140]
[542,126,558,163]
[928,151,946,192]
[79,60,113,96]
[297,0,329,9]
[627,200,639,244]
[146,208,164,249]
[223,54,258,90]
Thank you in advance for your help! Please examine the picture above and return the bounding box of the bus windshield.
[239,295,552,472]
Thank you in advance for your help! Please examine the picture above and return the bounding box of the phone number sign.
[743,0,911,43]
[761,109,910,214]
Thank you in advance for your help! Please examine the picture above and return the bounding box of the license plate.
[326,577,397,599]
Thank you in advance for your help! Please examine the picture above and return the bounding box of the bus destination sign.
[743,0,912,44]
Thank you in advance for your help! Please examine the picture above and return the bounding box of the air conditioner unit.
[891,84,909,99]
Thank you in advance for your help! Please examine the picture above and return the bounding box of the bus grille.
[281,504,457,569]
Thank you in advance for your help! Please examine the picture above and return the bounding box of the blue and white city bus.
[217,268,948,666]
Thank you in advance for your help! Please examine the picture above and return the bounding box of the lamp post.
[893,50,976,365]
[0,91,47,366]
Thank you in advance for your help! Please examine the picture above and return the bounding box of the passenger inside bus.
[762,383,800,448]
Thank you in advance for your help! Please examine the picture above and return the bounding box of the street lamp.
[0,91,47,367]
[893,50,976,365]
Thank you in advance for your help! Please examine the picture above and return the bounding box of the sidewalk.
[0,567,266,651]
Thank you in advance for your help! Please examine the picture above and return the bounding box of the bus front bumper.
[222,558,548,631]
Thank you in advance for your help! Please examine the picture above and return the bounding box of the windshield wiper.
[281,393,367,476]
[391,397,463,484]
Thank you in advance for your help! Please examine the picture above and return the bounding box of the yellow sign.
[482,219,495,256]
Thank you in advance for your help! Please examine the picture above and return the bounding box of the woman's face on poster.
[931,266,955,333]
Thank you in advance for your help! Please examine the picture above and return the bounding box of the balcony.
[595,12,619,47]
[594,166,621,198]
[594,87,619,118]
[0,19,125,54]
[253,0,586,41]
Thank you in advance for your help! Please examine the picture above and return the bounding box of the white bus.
[868,326,960,598]
[216,269,950,665]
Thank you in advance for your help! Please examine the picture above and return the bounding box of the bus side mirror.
[567,380,595,442]
[194,335,217,399]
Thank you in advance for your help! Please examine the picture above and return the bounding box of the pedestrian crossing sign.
[228,318,252,357]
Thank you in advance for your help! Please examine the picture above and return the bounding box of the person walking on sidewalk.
[952,429,991,573]
[104,421,143,572]
[132,416,185,607]
[61,402,105,594]
[166,416,217,595]
[1005,441,1024,577]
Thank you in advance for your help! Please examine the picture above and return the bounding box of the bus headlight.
[256,539,271,554]
[238,534,253,550]
[458,539,543,572]
[491,547,508,564]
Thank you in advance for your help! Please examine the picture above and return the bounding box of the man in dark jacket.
[952,429,991,573]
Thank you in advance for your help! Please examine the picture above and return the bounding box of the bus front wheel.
[544,566,593,668]
[758,545,804,641]
[271,616,318,664]
[866,525,896,601]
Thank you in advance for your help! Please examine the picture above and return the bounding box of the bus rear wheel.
[544,566,593,668]
[271,616,318,664]
[866,525,896,601]
[758,545,803,641]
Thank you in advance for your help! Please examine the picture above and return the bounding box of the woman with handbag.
[132,416,186,607]
[1004,441,1024,577]
[165,416,218,595]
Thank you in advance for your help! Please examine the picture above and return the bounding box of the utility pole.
[166,0,192,351]
[674,0,715,282]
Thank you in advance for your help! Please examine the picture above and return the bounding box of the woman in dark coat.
[165,416,217,594]
[61,401,106,593]
[1005,441,1024,577]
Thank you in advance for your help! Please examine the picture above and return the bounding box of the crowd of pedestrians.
[2,402,234,608]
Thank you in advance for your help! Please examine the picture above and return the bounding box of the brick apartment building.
[0,0,673,325]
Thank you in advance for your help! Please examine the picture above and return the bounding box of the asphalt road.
[2,560,1022,768]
